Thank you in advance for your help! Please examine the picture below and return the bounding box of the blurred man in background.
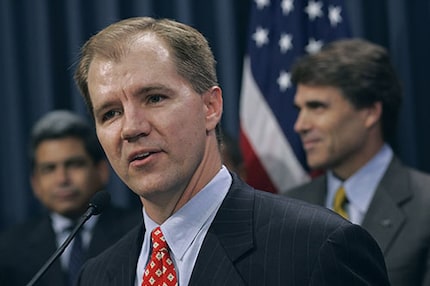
[0,110,140,286]
[286,38,430,286]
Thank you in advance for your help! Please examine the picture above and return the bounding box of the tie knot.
[335,186,346,201]
[151,226,168,252]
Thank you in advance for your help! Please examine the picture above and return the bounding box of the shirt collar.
[327,144,393,212]
[51,211,98,234]
[142,166,232,260]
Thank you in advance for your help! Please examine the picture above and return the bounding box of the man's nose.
[120,107,151,142]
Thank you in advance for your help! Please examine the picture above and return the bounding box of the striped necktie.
[68,228,84,286]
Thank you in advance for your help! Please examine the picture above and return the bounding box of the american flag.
[239,0,350,193]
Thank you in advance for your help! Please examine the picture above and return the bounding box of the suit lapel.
[189,175,253,286]
[104,224,144,285]
[362,158,410,254]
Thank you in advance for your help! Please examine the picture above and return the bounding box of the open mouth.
[132,152,151,162]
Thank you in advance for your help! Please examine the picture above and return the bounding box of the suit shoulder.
[250,189,388,285]
[0,216,51,247]
[382,162,430,203]
[254,190,382,252]
[401,166,430,208]
[230,176,342,231]
[407,166,430,185]
[253,188,348,232]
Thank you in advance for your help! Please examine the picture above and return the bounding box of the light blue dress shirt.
[325,144,393,224]
[135,166,232,286]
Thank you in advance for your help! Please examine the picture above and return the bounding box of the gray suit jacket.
[77,174,389,285]
[0,205,141,286]
[286,157,430,286]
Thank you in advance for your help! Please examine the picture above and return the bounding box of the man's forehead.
[296,84,343,99]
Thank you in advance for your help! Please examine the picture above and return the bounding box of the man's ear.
[364,101,382,128]
[203,86,223,131]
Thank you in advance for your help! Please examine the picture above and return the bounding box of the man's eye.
[38,165,55,174]
[66,159,87,168]
[307,101,326,110]
[148,95,165,104]
[102,110,120,122]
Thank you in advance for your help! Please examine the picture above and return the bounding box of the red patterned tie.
[142,226,178,286]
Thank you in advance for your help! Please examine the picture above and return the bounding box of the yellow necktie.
[333,186,348,219]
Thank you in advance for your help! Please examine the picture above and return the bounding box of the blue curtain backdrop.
[1,0,429,231]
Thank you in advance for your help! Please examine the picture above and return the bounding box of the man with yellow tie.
[286,38,430,286]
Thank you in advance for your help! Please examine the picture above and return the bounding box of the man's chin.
[307,160,328,172]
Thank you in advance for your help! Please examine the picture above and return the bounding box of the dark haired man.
[287,38,430,286]
[0,110,140,286]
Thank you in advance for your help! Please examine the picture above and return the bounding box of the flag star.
[305,1,323,21]
[305,38,324,54]
[328,5,342,27]
[279,33,293,53]
[277,70,291,91]
[252,26,269,47]
[255,0,270,10]
[281,0,294,15]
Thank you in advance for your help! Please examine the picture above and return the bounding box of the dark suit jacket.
[286,157,430,286]
[0,204,141,286]
[77,174,389,285]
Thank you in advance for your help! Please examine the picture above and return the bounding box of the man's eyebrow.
[136,85,171,94]
[305,99,327,107]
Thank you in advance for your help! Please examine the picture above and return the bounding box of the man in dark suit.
[0,110,140,286]
[286,39,430,286]
[73,17,390,285]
